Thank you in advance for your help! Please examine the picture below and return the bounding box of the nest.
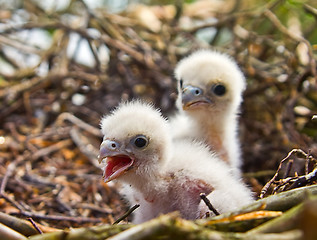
[0,0,317,238]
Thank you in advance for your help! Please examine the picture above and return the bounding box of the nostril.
[192,88,202,96]
[184,86,203,96]
[103,140,119,150]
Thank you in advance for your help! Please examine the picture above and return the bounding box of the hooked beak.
[98,140,134,182]
[182,85,212,110]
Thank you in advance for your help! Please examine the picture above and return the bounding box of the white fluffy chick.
[99,101,253,223]
[170,49,246,176]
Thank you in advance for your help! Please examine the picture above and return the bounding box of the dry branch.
[26,212,305,240]
[28,224,130,240]
[113,204,140,225]
[0,222,28,240]
[260,149,316,198]
[200,193,220,216]
[0,212,38,237]
[248,203,303,234]
[247,184,317,212]
[25,185,317,239]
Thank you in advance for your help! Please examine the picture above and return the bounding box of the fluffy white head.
[174,49,246,116]
[100,101,172,179]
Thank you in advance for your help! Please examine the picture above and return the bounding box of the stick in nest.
[287,167,317,190]
[200,193,220,216]
[259,149,315,198]
[113,204,140,224]
[27,218,43,234]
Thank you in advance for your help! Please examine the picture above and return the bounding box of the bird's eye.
[133,135,148,148]
[212,84,226,96]
[179,79,183,89]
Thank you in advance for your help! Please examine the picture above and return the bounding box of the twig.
[200,193,220,216]
[0,159,27,211]
[305,150,311,175]
[27,223,130,240]
[27,218,43,234]
[0,77,42,101]
[54,186,77,217]
[272,177,296,195]
[0,71,99,103]
[287,167,317,190]
[113,204,140,224]
[247,202,303,234]
[70,127,100,168]
[304,4,317,18]
[26,126,72,141]
[0,193,25,212]
[14,211,102,223]
[55,112,102,137]
[0,161,16,194]
[101,34,156,69]
[0,223,28,240]
[0,212,39,236]
[283,159,293,179]
[0,35,41,55]
[31,139,73,161]
[0,99,23,121]
[73,203,113,215]
[263,9,317,78]
[259,149,309,198]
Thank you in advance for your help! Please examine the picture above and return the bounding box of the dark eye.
[179,79,183,89]
[134,136,148,148]
[212,84,226,96]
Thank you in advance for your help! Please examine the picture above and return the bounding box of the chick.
[171,49,246,176]
[99,101,253,223]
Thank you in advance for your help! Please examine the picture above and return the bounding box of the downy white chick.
[170,49,246,176]
[99,101,253,223]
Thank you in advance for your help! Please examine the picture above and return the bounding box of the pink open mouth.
[103,155,134,182]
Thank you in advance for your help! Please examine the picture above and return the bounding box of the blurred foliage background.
[0,0,317,229]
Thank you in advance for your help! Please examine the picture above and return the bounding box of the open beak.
[98,140,134,182]
[182,85,212,110]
